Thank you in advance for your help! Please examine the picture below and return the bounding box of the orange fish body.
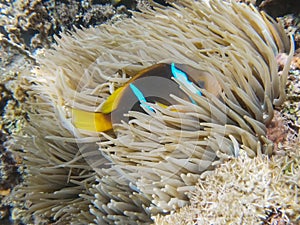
[72,63,221,132]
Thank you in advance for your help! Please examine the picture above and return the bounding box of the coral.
[0,83,12,118]
[8,0,297,224]
[282,14,300,51]
[0,70,29,135]
[0,0,132,71]
[265,109,297,156]
[282,67,300,134]
[0,63,29,224]
[0,0,53,49]
[154,149,300,224]
[277,13,300,134]
[0,131,22,223]
[82,4,119,26]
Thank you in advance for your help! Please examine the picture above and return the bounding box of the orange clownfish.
[71,63,221,132]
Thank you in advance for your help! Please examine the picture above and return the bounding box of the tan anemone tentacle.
[14,0,294,223]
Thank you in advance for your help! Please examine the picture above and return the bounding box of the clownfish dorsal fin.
[101,64,168,114]
[72,108,112,132]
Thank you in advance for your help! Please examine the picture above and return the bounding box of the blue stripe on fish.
[171,63,202,101]
[129,83,154,112]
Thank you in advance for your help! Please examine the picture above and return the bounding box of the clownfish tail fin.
[71,108,112,132]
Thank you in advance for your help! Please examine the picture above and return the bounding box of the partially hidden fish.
[72,63,221,132]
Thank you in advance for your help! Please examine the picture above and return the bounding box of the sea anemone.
[12,0,294,224]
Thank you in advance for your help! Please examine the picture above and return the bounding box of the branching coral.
[153,148,300,224]
[12,0,295,224]
[0,0,53,49]
[0,0,132,70]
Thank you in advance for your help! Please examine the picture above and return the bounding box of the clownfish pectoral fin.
[71,108,112,132]
[156,102,180,112]
[156,102,169,109]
